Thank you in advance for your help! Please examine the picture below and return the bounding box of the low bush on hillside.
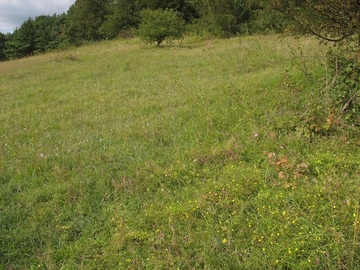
[138,9,185,46]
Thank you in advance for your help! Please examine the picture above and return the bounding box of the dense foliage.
[272,0,360,45]
[138,9,185,46]
[271,0,360,124]
[1,0,358,126]
[1,14,68,60]
[0,0,280,61]
[190,0,255,36]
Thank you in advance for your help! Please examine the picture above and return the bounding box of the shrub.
[326,46,360,125]
[138,9,185,46]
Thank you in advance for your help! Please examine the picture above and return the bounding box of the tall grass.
[1,35,359,269]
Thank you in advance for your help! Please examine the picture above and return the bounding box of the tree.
[46,13,68,50]
[190,0,256,37]
[1,14,70,60]
[162,0,198,22]
[138,9,185,46]
[32,14,70,53]
[101,0,141,39]
[33,15,53,54]
[272,0,360,46]
[66,0,111,44]
[5,18,35,59]
[248,1,287,33]
[0,33,6,61]
[272,1,360,123]
[140,0,198,22]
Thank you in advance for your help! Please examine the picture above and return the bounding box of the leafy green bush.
[138,9,185,46]
[326,46,360,125]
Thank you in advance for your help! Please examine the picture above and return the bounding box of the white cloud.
[0,0,75,33]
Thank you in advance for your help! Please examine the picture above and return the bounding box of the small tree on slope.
[138,9,185,46]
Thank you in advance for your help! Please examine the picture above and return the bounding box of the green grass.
[1,35,359,269]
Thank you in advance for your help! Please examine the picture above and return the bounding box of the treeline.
[0,14,67,61]
[0,0,284,61]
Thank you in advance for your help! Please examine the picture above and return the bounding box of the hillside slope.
[1,36,359,269]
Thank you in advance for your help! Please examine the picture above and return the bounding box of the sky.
[0,0,76,33]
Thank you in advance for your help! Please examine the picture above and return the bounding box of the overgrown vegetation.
[0,0,283,60]
[2,0,360,62]
[1,2,360,268]
[273,0,360,45]
[326,46,360,126]
[272,0,360,130]
[1,35,359,269]
[138,9,185,46]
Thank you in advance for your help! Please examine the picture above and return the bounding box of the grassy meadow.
[0,35,359,269]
